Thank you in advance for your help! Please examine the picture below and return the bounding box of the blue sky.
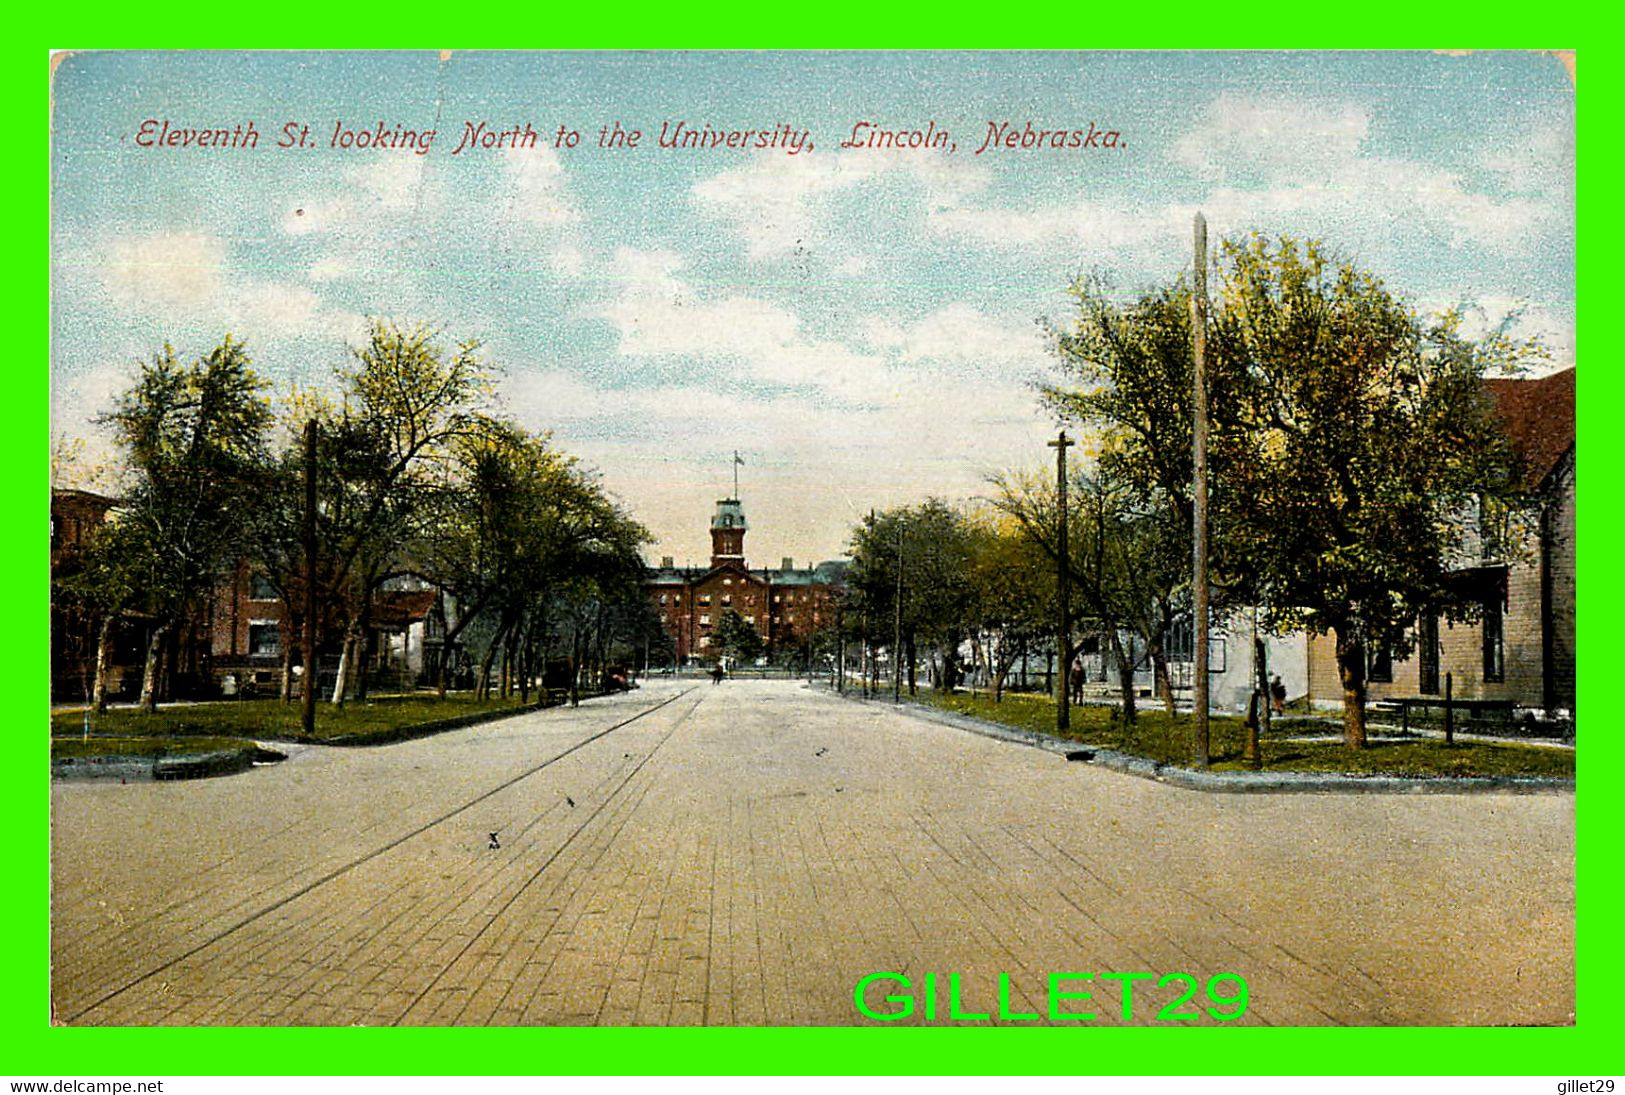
[49,50,1575,566]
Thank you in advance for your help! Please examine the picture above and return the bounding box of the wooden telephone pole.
[301,418,319,737]
[1049,430,1074,733]
[1191,213,1211,768]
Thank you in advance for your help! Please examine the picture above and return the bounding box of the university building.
[646,497,846,665]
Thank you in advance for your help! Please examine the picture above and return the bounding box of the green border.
[23,26,1614,1077]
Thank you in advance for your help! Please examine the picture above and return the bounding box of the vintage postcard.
[47,50,1575,1043]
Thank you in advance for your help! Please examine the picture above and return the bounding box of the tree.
[1216,236,1535,747]
[244,323,489,704]
[962,508,1053,702]
[56,518,145,712]
[994,469,1176,722]
[100,338,273,711]
[710,609,764,666]
[845,501,978,695]
[1042,235,1538,748]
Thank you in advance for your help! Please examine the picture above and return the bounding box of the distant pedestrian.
[1070,659,1085,705]
[1269,674,1287,716]
[710,665,725,685]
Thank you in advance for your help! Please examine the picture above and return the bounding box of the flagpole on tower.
[733,450,744,499]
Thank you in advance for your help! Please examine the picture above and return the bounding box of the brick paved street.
[50,680,1575,1026]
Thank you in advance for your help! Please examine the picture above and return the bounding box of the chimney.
[661,555,674,569]
[782,557,794,571]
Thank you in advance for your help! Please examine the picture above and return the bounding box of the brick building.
[50,485,454,702]
[1305,367,1576,715]
[646,497,846,665]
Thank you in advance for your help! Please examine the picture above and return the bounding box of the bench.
[1372,696,1515,733]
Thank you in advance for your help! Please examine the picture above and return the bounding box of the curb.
[52,747,267,783]
[829,688,1574,796]
[314,700,548,747]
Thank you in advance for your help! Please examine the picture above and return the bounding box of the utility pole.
[301,418,319,737]
[1049,430,1074,733]
[893,519,904,705]
[1191,212,1211,768]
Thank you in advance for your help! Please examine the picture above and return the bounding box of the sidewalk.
[829,685,1574,795]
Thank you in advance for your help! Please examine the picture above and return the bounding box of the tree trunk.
[517,616,532,705]
[92,615,115,714]
[139,621,170,713]
[1333,624,1368,749]
[1149,641,1175,715]
[993,651,1012,703]
[1112,630,1137,726]
[478,618,507,701]
[568,624,583,708]
[1253,636,1271,738]
[354,601,373,701]
[279,625,294,702]
[435,592,493,698]
[330,627,357,706]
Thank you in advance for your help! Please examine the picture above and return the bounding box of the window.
[699,636,712,648]
[774,594,782,604]
[1368,645,1393,684]
[723,578,733,586]
[659,594,668,605]
[699,594,711,605]
[249,574,278,601]
[248,622,281,657]
[699,614,711,626]
[722,595,732,606]
[1482,595,1505,683]
[1418,615,1439,694]
[745,616,755,625]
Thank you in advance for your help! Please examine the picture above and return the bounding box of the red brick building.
[646,497,845,665]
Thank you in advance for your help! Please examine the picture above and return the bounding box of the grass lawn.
[51,735,260,761]
[917,689,1574,780]
[50,693,537,745]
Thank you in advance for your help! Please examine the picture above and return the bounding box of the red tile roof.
[1484,368,1574,491]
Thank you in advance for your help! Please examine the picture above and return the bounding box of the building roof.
[371,588,438,627]
[711,498,748,531]
[754,560,849,586]
[1485,368,1574,491]
[50,488,119,512]
[645,559,848,588]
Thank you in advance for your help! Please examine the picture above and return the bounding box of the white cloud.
[915,94,1558,260]
[1172,95,1370,181]
[1442,294,1574,372]
[345,155,433,213]
[862,303,1049,375]
[694,149,991,260]
[97,229,363,343]
[103,231,225,310]
[1477,124,1574,197]
[309,255,356,282]
[549,244,586,277]
[502,144,578,228]
[282,199,350,236]
[510,249,1062,561]
[596,247,888,403]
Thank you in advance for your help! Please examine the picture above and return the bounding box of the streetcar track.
[395,691,706,1024]
[61,687,696,1024]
